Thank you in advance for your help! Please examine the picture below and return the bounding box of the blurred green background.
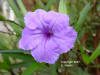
[0,0,100,75]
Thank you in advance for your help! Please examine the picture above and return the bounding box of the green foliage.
[50,64,57,75]
[7,21,22,36]
[0,62,10,70]
[78,42,100,65]
[0,13,6,21]
[8,0,25,27]
[44,0,57,11]
[74,3,91,32]
[11,62,32,69]
[22,63,45,75]
[59,0,67,14]
[0,35,10,49]
[2,53,34,62]
[88,43,100,64]
[16,0,27,15]
[79,45,89,64]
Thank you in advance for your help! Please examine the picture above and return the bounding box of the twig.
[5,20,24,28]
[3,22,11,32]
[0,31,13,35]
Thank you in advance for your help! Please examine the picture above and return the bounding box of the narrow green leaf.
[80,45,89,64]
[74,3,91,32]
[50,64,57,75]
[59,0,67,14]
[43,0,56,11]
[16,0,27,15]
[22,63,45,75]
[76,40,89,65]
[11,62,32,69]
[2,53,34,62]
[88,43,100,64]
[0,49,27,53]
[2,54,11,65]
[69,4,76,24]
[7,21,22,36]
[8,0,25,27]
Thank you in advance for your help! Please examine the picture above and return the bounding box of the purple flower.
[19,9,77,64]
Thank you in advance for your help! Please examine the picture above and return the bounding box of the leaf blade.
[88,43,100,64]
[22,63,45,75]
[8,0,25,27]
[74,3,91,32]
[16,0,27,15]
[59,0,67,14]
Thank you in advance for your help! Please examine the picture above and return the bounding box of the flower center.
[45,31,53,38]
[42,26,53,38]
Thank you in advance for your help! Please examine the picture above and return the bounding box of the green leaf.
[50,64,57,75]
[88,43,100,64]
[11,62,32,69]
[80,45,89,64]
[0,37,9,49]
[69,4,76,24]
[0,15,23,36]
[8,0,25,27]
[76,40,89,64]
[59,0,67,14]
[16,0,27,15]
[22,63,45,75]
[0,13,6,21]
[32,4,39,12]
[7,21,22,36]
[43,0,56,11]
[74,3,91,32]
[0,49,26,53]
[2,54,11,65]
[0,62,10,70]
[2,53,34,62]
[0,50,34,66]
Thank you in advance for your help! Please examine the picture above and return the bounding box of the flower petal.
[53,26,77,54]
[24,9,47,29]
[19,27,43,50]
[43,11,69,27]
[31,39,60,64]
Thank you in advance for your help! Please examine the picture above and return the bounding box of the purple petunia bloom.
[19,9,77,64]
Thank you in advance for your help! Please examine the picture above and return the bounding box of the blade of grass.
[7,21,22,36]
[16,0,27,15]
[74,3,91,32]
[79,45,89,64]
[77,40,89,65]
[59,0,67,14]
[0,49,27,53]
[2,53,34,62]
[8,0,25,27]
[88,43,100,64]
